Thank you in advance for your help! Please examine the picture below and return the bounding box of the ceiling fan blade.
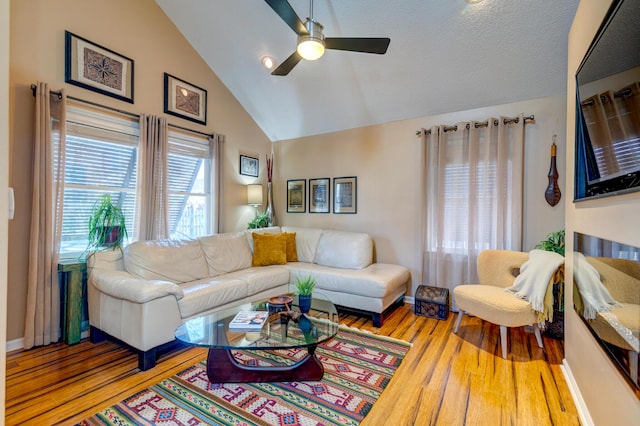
[271,51,303,76]
[264,0,308,35]
[325,37,391,54]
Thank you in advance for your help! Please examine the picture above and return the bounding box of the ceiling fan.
[265,0,391,76]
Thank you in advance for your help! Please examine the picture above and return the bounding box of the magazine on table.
[229,311,269,330]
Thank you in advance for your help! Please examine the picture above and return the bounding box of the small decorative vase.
[298,294,312,314]
[265,181,276,226]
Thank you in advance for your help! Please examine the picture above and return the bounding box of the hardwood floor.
[5,304,580,425]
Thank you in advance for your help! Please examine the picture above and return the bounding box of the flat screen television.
[574,0,640,201]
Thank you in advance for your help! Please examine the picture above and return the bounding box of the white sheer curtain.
[24,82,66,348]
[135,114,169,240]
[421,115,525,310]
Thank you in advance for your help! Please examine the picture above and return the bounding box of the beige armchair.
[453,250,545,359]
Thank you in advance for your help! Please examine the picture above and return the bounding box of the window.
[59,104,213,257]
[60,105,139,255]
[168,129,211,239]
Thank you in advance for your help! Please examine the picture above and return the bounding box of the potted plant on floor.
[295,275,316,314]
[86,194,128,253]
[535,229,565,339]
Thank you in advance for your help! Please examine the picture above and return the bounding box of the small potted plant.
[295,275,316,314]
[248,212,270,229]
[86,194,128,253]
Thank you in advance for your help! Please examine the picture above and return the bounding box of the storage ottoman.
[415,285,449,320]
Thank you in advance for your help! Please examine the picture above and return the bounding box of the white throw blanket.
[505,249,565,315]
[573,252,619,320]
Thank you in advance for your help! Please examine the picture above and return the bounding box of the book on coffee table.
[229,311,269,331]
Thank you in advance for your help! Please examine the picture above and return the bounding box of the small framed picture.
[333,176,357,214]
[309,178,330,214]
[163,73,207,125]
[287,180,306,213]
[239,155,259,177]
[65,31,134,103]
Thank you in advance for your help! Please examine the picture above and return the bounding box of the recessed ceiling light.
[261,56,276,70]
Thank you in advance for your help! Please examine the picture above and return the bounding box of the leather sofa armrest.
[89,270,184,303]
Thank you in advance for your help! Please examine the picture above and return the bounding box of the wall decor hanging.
[287,179,306,213]
[309,178,330,213]
[65,31,134,103]
[545,135,561,207]
[239,155,258,177]
[333,176,357,214]
[163,73,207,125]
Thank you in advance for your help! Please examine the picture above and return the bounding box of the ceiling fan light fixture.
[297,19,325,61]
[297,37,325,60]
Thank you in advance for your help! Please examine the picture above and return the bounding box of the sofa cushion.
[314,230,373,270]
[222,265,290,295]
[283,232,298,262]
[281,226,323,263]
[285,262,408,298]
[245,226,281,253]
[200,232,252,276]
[124,239,209,283]
[178,277,249,318]
[252,232,287,266]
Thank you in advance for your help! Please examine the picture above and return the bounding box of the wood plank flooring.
[5,304,580,425]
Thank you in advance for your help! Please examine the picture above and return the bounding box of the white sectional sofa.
[87,226,410,370]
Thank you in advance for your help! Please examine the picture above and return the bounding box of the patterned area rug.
[78,326,411,426]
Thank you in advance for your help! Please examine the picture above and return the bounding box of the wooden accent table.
[58,260,87,345]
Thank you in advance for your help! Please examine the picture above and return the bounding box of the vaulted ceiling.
[155,0,580,141]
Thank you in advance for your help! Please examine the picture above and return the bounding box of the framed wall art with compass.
[65,31,134,104]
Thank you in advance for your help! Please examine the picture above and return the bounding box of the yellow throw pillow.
[283,232,298,262]
[252,233,287,266]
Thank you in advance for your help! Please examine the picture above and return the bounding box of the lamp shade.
[247,184,263,206]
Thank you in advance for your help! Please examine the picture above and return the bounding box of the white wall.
[565,0,640,423]
[0,0,9,418]
[274,95,566,296]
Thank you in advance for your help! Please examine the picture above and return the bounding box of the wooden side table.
[58,259,87,345]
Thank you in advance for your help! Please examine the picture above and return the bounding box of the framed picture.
[163,73,207,125]
[239,155,259,177]
[65,31,134,103]
[309,178,330,213]
[287,180,306,213]
[333,176,357,214]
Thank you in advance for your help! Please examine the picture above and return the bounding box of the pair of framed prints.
[287,177,357,214]
[64,31,207,125]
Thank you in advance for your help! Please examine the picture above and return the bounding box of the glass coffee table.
[175,293,340,383]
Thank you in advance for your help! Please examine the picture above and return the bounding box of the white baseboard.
[6,328,90,353]
[6,337,23,352]
[405,296,415,304]
[561,358,593,426]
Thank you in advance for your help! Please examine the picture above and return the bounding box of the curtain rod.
[580,87,632,107]
[30,84,215,138]
[415,114,535,137]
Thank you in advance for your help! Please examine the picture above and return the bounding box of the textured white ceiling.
[155,0,579,141]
